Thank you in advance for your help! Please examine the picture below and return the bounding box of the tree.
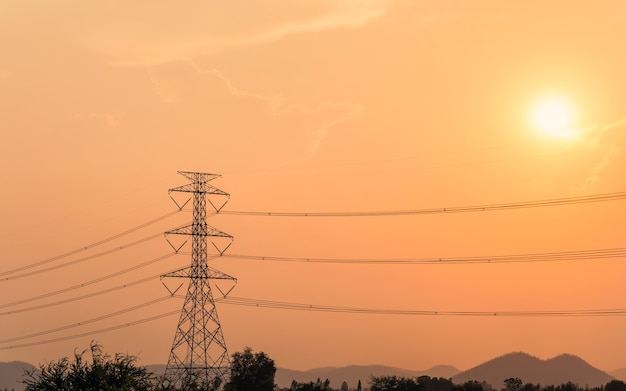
[457,380,484,391]
[554,382,578,391]
[369,375,420,391]
[224,347,276,391]
[504,378,523,391]
[22,342,155,391]
[605,380,626,391]
[521,383,540,391]
[287,377,330,391]
[340,381,349,391]
[418,376,455,391]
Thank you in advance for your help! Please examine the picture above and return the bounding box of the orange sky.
[2,0,626,374]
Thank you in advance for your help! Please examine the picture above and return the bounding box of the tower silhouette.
[162,171,236,389]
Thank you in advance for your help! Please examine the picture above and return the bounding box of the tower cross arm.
[165,224,233,238]
[168,182,230,196]
[178,171,221,182]
[162,266,237,281]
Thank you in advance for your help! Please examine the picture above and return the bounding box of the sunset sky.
[2,1,626,375]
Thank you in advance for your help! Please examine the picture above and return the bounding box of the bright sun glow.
[530,97,577,139]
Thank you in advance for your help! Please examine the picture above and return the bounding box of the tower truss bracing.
[161,171,236,389]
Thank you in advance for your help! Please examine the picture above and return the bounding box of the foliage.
[455,380,485,391]
[606,380,626,391]
[369,375,421,391]
[223,347,276,391]
[22,342,155,391]
[418,376,455,391]
[289,378,331,391]
[504,378,523,391]
[160,373,223,391]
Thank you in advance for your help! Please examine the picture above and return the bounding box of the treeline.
[282,375,626,391]
[18,344,626,391]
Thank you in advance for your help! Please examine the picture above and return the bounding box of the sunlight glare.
[530,97,577,140]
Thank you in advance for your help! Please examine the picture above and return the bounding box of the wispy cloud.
[73,113,119,129]
[419,11,508,26]
[81,1,388,66]
[272,101,364,168]
[578,116,626,193]
[147,61,364,168]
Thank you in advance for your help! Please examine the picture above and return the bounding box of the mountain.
[452,352,613,389]
[609,368,626,382]
[275,364,461,389]
[0,361,36,391]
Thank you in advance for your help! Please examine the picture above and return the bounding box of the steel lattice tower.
[161,171,236,389]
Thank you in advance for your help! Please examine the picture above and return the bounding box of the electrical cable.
[221,296,626,317]
[0,261,199,317]
[0,296,173,344]
[0,252,178,309]
[1,273,157,316]
[6,243,623,315]
[5,294,626,350]
[0,310,181,350]
[0,233,164,282]
[0,210,180,277]
[222,247,626,264]
[219,191,626,217]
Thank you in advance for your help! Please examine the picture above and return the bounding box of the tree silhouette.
[504,378,523,391]
[370,375,420,391]
[22,342,154,391]
[224,347,276,391]
[605,380,626,391]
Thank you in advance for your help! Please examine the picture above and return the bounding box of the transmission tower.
[161,171,236,389]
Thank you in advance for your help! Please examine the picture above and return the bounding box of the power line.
[0,310,181,350]
[1,272,165,316]
[219,191,626,217]
[5,294,626,350]
[0,296,173,344]
[0,233,164,282]
[14,244,624,317]
[221,296,626,317]
[0,252,178,309]
[222,246,626,264]
[5,244,624,316]
[0,210,179,277]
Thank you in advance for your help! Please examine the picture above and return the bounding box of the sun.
[530,97,577,139]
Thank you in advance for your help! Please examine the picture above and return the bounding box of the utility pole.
[161,171,236,389]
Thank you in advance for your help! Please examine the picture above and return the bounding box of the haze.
[1,1,626,373]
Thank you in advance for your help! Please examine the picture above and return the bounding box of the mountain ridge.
[0,360,36,391]
[452,352,613,389]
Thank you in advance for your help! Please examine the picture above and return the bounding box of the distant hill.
[0,361,35,391]
[452,352,613,389]
[146,363,167,376]
[609,368,626,382]
[276,364,461,389]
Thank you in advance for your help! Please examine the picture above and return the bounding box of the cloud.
[146,62,364,168]
[73,113,119,129]
[588,116,626,149]
[578,116,626,192]
[273,101,364,168]
[419,12,508,26]
[79,1,388,66]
